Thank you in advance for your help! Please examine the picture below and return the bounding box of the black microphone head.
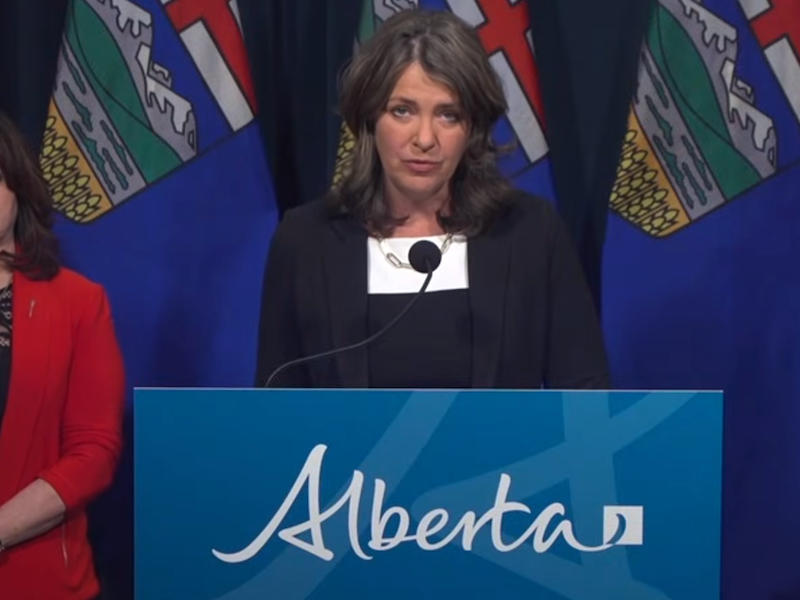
[408,240,442,274]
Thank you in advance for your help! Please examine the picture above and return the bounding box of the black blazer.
[255,191,611,389]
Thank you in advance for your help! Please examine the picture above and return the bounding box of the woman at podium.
[255,9,610,391]
[0,113,125,600]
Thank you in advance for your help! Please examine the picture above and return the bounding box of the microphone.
[264,239,443,388]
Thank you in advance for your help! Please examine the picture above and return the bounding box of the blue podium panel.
[133,389,722,600]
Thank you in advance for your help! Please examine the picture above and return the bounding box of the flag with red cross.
[602,1,800,598]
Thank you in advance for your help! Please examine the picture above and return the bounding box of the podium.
[133,388,722,600]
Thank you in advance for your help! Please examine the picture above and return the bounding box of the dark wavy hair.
[330,8,514,237]
[0,112,60,280]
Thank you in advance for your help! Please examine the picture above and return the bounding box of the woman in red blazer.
[0,113,125,600]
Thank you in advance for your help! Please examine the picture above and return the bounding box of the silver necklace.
[376,233,454,270]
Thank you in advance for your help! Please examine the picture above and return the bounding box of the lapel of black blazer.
[325,215,369,388]
[468,212,513,388]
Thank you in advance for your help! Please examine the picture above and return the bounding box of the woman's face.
[0,169,18,249]
[374,61,469,208]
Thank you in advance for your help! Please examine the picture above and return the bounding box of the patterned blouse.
[0,281,11,432]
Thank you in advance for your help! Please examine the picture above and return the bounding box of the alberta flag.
[602,0,800,598]
[39,0,278,592]
[41,0,277,387]
[334,0,556,202]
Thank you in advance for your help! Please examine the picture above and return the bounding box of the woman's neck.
[391,216,446,238]
[385,190,450,238]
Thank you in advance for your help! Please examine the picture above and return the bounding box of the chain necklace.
[376,233,454,270]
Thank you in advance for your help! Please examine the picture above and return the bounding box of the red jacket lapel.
[0,273,52,500]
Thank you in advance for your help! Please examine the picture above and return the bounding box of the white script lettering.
[211,444,635,563]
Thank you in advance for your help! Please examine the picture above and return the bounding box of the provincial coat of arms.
[40,0,256,224]
[611,0,800,237]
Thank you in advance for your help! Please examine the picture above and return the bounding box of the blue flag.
[602,0,800,597]
[39,0,278,587]
[41,0,278,388]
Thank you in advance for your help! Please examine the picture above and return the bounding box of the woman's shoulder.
[273,194,361,248]
[15,267,114,327]
[280,196,335,228]
[495,190,565,239]
[271,196,332,242]
[506,190,559,220]
[49,266,102,290]
[46,267,110,308]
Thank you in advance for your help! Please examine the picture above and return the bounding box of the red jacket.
[0,267,125,600]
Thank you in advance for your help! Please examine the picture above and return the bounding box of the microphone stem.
[264,264,434,388]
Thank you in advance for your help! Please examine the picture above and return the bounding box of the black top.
[255,191,611,390]
[0,281,12,433]
[367,289,472,389]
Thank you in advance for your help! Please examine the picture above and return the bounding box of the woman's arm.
[542,205,612,389]
[0,283,125,548]
[0,479,65,548]
[254,214,307,388]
